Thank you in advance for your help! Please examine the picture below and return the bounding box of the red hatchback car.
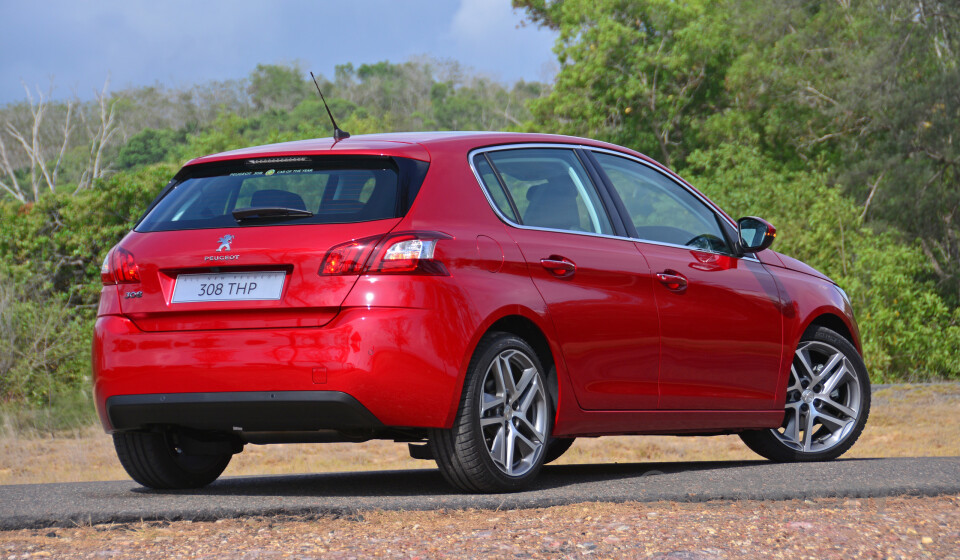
[94,132,870,492]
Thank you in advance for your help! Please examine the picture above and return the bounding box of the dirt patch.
[1,384,957,485]
[1,495,957,558]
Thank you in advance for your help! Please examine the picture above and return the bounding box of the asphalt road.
[1,457,957,530]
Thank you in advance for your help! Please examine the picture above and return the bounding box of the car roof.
[183,131,652,167]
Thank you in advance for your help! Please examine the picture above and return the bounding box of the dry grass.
[1,383,957,486]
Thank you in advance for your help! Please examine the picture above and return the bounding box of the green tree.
[115,128,180,169]
[720,0,960,303]
[515,0,731,168]
[247,63,312,111]
[515,0,960,379]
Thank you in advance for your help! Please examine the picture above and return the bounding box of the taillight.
[319,232,452,276]
[112,247,140,284]
[319,235,382,275]
[367,232,452,275]
[100,250,115,285]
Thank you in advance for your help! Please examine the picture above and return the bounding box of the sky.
[0,0,558,105]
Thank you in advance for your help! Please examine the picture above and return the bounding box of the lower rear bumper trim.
[106,391,384,433]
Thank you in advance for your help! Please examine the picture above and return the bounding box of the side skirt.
[553,409,784,438]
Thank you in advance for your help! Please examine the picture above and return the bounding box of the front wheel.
[740,325,871,462]
[430,332,551,492]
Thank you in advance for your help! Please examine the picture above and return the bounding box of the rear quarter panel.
[395,139,570,428]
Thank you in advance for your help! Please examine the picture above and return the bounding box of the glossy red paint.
[509,228,660,410]
[93,302,467,430]
[93,131,864,443]
[638,242,783,410]
[111,220,401,331]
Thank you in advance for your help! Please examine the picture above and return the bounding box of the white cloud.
[449,0,519,45]
[442,0,556,83]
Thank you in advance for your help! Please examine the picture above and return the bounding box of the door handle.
[541,256,576,277]
[656,271,688,291]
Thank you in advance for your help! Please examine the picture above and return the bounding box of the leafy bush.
[0,164,177,430]
[0,274,90,405]
[115,128,181,170]
[0,163,178,306]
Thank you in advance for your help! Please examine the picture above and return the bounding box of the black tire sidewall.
[741,325,871,462]
[114,431,231,489]
[542,437,575,465]
[435,331,553,492]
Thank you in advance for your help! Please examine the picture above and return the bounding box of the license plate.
[172,271,285,303]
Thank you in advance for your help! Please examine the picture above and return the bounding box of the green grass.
[0,389,97,437]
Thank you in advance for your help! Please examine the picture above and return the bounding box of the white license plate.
[172,271,286,303]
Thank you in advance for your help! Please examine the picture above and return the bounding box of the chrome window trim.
[467,143,759,262]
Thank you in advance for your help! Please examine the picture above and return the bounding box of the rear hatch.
[109,155,429,332]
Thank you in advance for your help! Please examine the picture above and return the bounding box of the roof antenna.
[309,71,350,142]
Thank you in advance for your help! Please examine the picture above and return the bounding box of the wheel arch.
[802,312,860,354]
[442,307,565,428]
[773,304,864,411]
[486,315,558,411]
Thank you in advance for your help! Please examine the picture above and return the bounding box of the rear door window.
[474,148,613,236]
[137,158,402,232]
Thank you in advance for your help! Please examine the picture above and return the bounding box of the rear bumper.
[106,391,383,432]
[93,304,472,432]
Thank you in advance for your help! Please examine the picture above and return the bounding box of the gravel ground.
[1,495,958,559]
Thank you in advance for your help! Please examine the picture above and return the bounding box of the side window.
[593,152,730,253]
[475,148,613,235]
[473,156,518,222]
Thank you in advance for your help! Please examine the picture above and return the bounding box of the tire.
[430,332,551,492]
[113,431,232,489]
[542,437,575,465]
[740,325,871,462]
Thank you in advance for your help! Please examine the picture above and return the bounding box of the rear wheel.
[740,326,870,462]
[113,431,232,489]
[430,332,551,492]
[543,437,575,464]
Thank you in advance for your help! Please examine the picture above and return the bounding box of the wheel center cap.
[801,389,815,404]
[505,407,513,419]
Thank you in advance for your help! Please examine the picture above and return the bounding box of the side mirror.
[737,217,777,253]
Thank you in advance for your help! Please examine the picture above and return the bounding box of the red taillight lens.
[112,247,140,283]
[100,250,115,285]
[319,235,382,276]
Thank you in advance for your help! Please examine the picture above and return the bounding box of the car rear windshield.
[137,157,404,232]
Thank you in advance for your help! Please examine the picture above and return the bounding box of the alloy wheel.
[773,340,863,453]
[478,348,548,477]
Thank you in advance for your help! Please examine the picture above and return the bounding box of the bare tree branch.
[0,83,77,202]
[0,134,26,202]
[77,79,120,193]
[860,171,886,221]
[50,100,74,190]
[920,238,947,278]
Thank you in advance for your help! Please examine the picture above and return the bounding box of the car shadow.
[131,459,804,498]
